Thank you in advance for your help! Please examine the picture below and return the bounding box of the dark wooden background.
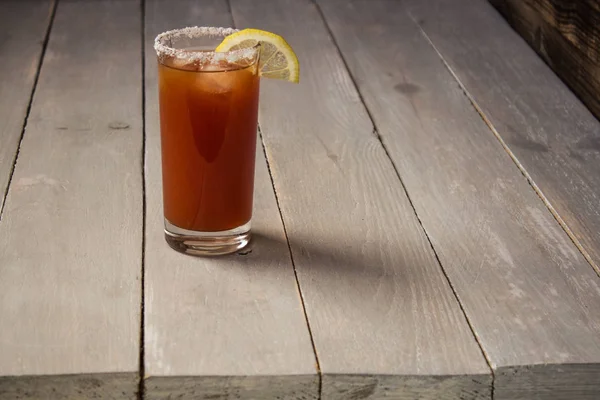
[490,0,600,120]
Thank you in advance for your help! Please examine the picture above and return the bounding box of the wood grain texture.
[321,375,490,400]
[490,0,600,62]
[0,0,54,214]
[318,0,600,398]
[0,374,136,400]
[490,0,600,119]
[407,0,600,276]
[143,0,318,398]
[0,0,143,398]
[145,376,317,400]
[230,0,492,398]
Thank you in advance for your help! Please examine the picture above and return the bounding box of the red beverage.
[155,26,265,255]
[158,61,260,233]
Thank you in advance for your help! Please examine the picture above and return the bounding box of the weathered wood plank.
[318,0,600,398]
[408,0,600,276]
[0,0,143,398]
[489,0,600,120]
[143,0,318,398]
[230,0,492,398]
[0,0,54,214]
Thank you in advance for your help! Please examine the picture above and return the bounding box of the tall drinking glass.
[154,27,260,256]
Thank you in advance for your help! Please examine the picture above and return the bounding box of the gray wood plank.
[408,0,600,276]
[317,0,600,398]
[0,0,143,398]
[0,0,54,214]
[229,0,492,399]
[143,0,318,398]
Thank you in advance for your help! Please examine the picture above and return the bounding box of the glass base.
[164,220,251,256]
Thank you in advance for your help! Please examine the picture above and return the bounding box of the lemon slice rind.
[216,29,299,83]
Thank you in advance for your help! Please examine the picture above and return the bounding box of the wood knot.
[108,121,130,130]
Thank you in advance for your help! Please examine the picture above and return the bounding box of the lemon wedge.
[216,29,300,83]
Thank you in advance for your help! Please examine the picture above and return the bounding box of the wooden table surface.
[1,0,600,399]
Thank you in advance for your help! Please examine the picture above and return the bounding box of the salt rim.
[154,26,259,65]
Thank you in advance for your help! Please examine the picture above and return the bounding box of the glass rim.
[154,26,260,67]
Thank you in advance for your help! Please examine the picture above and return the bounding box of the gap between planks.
[406,11,600,281]
[139,0,147,399]
[258,127,324,399]
[311,0,497,397]
[0,0,58,222]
